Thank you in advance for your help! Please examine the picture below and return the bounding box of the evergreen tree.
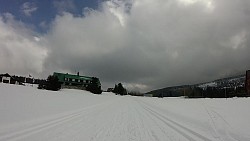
[113,84,118,95]
[86,77,102,94]
[113,83,127,95]
[45,75,61,91]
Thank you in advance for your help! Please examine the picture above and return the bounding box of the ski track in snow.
[136,99,213,141]
[0,84,250,141]
[0,98,119,141]
[201,102,250,141]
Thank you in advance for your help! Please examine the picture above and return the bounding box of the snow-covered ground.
[0,83,250,141]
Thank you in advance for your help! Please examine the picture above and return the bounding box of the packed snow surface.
[0,83,250,141]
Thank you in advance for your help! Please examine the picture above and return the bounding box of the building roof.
[0,73,11,77]
[53,72,93,81]
[53,72,101,86]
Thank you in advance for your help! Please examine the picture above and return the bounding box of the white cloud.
[106,1,126,26]
[53,0,76,14]
[34,36,41,42]
[178,0,215,12]
[221,30,248,50]
[39,21,48,29]
[21,2,38,16]
[124,83,149,92]
[0,13,47,76]
[230,31,248,50]
[104,0,133,27]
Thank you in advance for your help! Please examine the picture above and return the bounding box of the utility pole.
[225,87,227,99]
[184,88,186,97]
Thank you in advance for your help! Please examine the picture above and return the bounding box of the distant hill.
[146,74,246,97]
[196,74,245,89]
[146,85,190,97]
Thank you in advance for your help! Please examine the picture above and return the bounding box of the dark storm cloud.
[42,0,250,92]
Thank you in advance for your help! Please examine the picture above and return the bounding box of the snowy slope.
[0,83,250,141]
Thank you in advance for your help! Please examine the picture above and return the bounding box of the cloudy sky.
[0,0,250,92]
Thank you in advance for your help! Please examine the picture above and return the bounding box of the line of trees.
[182,86,247,98]
[0,73,46,85]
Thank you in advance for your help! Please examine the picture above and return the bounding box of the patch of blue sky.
[0,0,100,33]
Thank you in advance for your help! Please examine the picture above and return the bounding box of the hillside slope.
[147,74,246,97]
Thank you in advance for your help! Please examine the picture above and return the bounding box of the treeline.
[12,75,46,84]
[190,86,247,98]
[0,73,46,85]
[151,86,248,98]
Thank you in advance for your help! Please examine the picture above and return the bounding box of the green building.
[53,72,101,90]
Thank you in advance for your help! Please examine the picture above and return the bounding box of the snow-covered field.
[0,83,250,141]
